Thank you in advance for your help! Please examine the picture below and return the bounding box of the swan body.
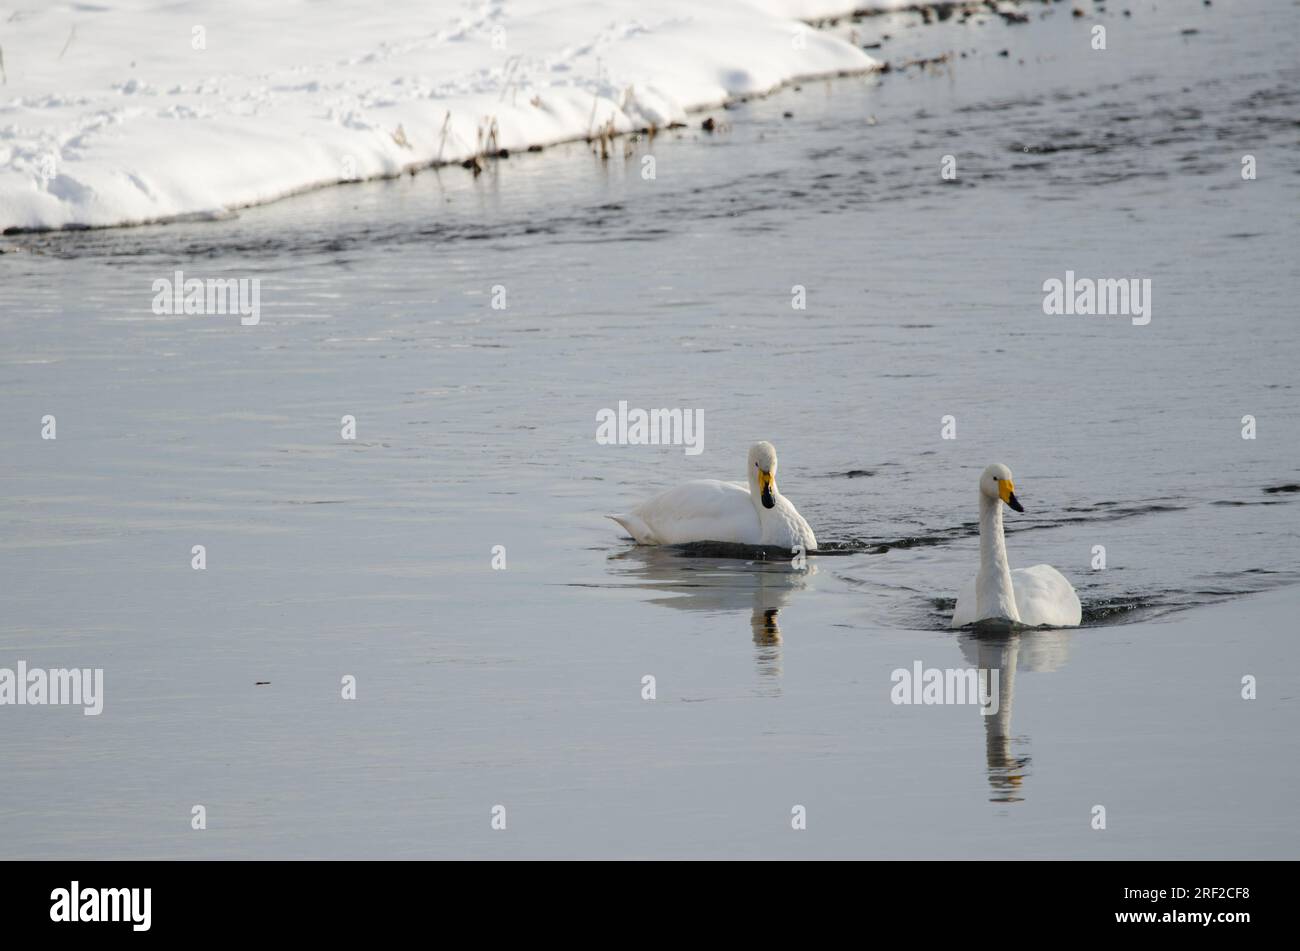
[608,442,816,551]
[952,564,1081,628]
[951,464,1081,628]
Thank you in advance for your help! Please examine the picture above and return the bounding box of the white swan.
[608,441,817,550]
[951,464,1081,628]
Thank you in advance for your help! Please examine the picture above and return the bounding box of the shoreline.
[0,0,1103,236]
[1,0,896,234]
[0,0,1080,236]
[1,64,878,238]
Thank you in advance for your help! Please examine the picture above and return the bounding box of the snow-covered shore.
[0,0,902,232]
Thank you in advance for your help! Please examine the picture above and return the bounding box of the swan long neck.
[977,493,1020,622]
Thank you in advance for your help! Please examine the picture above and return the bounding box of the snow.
[0,0,884,231]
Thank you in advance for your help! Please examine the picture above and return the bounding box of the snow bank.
[0,0,882,231]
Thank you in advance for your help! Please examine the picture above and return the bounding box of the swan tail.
[607,513,655,544]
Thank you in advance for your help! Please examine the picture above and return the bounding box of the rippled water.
[2,2,1297,857]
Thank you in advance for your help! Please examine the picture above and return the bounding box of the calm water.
[2,2,1298,858]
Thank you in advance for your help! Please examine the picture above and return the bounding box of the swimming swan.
[951,464,1081,628]
[608,441,816,550]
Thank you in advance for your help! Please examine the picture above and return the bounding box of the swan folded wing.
[768,498,817,551]
[626,479,761,546]
[1010,564,1082,628]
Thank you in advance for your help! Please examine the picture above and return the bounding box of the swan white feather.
[608,442,816,550]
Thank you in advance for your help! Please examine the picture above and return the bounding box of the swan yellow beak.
[998,479,1024,513]
[757,469,776,509]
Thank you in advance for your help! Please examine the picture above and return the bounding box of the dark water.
[1,1,1298,857]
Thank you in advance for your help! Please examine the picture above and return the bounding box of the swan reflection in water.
[606,543,816,685]
[956,625,1073,803]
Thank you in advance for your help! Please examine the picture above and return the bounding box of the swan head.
[980,463,1024,513]
[747,441,779,509]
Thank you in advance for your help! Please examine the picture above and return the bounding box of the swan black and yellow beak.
[999,478,1024,513]
[758,469,776,509]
